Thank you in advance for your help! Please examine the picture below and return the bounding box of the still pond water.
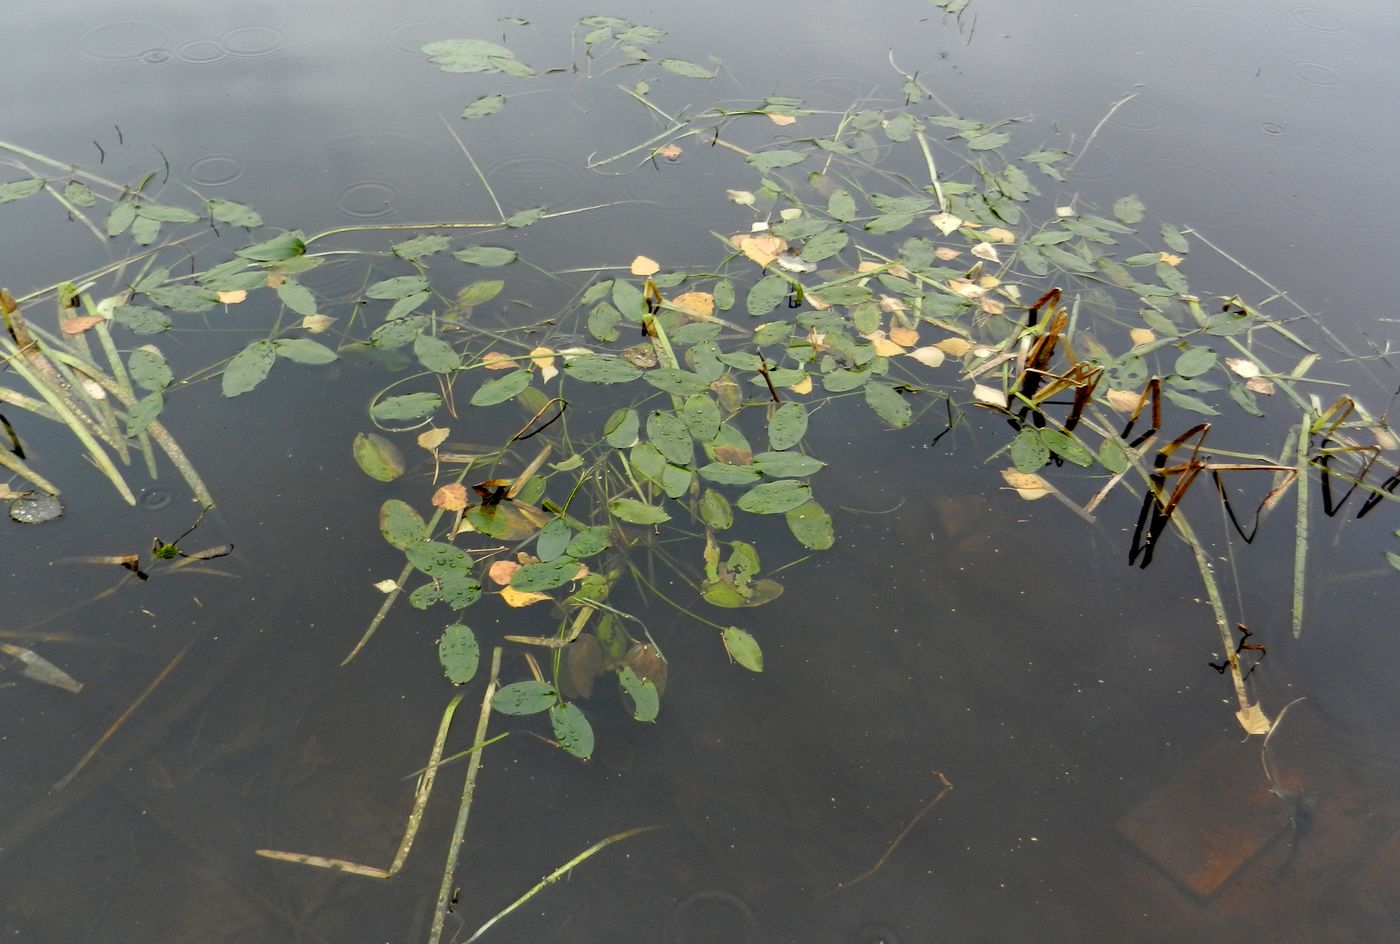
[3,1,1399,942]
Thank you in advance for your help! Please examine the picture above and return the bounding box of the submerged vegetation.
[3,10,1398,939]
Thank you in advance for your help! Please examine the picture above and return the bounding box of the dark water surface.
[4,2,1399,942]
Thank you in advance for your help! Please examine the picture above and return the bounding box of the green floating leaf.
[128,346,173,392]
[700,489,734,530]
[644,368,710,397]
[125,391,163,439]
[609,497,670,524]
[393,234,451,259]
[1097,438,1129,475]
[827,189,857,222]
[681,395,721,443]
[470,368,530,406]
[865,382,911,428]
[457,279,505,307]
[747,274,789,317]
[379,498,427,549]
[660,58,714,78]
[511,558,582,593]
[367,274,430,300]
[438,624,480,685]
[462,93,507,119]
[492,681,558,716]
[414,333,461,373]
[208,198,262,227]
[698,461,762,486]
[550,703,594,759]
[720,626,763,672]
[566,525,610,559]
[222,340,277,396]
[274,338,337,364]
[803,228,849,262]
[1114,194,1146,224]
[785,499,833,550]
[352,432,404,482]
[536,517,572,562]
[135,201,200,224]
[737,479,810,514]
[275,279,317,316]
[406,541,472,578]
[113,305,170,334]
[454,245,517,266]
[1038,429,1095,467]
[1161,224,1190,254]
[564,355,641,385]
[1174,346,1217,378]
[422,39,534,76]
[647,410,694,466]
[617,666,659,722]
[371,391,442,421]
[131,215,161,246]
[604,407,641,448]
[440,573,483,609]
[747,149,807,173]
[965,131,1010,151]
[106,200,136,236]
[768,401,808,450]
[62,180,96,207]
[752,451,824,478]
[145,285,219,312]
[0,178,43,203]
[1011,427,1050,472]
[236,231,305,262]
[505,207,545,228]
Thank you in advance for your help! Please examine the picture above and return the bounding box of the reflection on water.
[3,0,1399,941]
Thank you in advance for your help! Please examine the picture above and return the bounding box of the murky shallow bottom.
[4,0,1399,941]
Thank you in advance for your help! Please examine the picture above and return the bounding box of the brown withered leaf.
[60,315,103,334]
[1104,388,1143,412]
[622,643,668,696]
[767,113,797,126]
[488,560,519,585]
[984,226,1016,244]
[431,482,469,511]
[562,635,606,699]
[481,351,516,370]
[301,314,334,333]
[1001,469,1053,500]
[907,346,946,368]
[1129,328,1156,346]
[656,143,682,161]
[712,444,752,465]
[934,337,973,357]
[1245,376,1276,395]
[934,246,962,261]
[970,241,1000,263]
[930,211,963,235]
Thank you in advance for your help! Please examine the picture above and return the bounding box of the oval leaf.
[549,703,595,759]
[492,680,558,716]
[438,624,480,684]
[222,340,276,397]
[721,626,763,672]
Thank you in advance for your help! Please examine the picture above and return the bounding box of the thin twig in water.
[464,825,664,944]
[823,771,953,899]
[439,114,505,223]
[1065,88,1140,173]
[54,633,198,790]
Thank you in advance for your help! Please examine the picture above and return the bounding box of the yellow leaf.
[864,331,905,356]
[726,190,755,206]
[935,337,973,357]
[60,315,103,335]
[1104,388,1142,413]
[1056,205,1076,217]
[984,227,1016,244]
[779,208,803,221]
[264,273,286,288]
[488,560,518,586]
[417,427,450,451]
[301,314,335,333]
[979,296,1006,316]
[970,241,1000,263]
[217,290,247,304]
[788,375,813,395]
[1129,328,1156,346]
[930,211,963,235]
[501,586,552,608]
[877,295,906,314]
[1001,468,1053,500]
[1159,252,1183,267]
[947,278,984,299]
[529,346,558,382]
[481,351,516,370]
[631,255,660,276]
[768,113,797,126]
[1245,376,1276,395]
[934,246,962,261]
[858,261,886,274]
[670,291,714,319]
[373,579,399,594]
[656,143,682,161]
[907,346,946,368]
[888,324,920,347]
[973,384,1008,408]
[738,234,787,268]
